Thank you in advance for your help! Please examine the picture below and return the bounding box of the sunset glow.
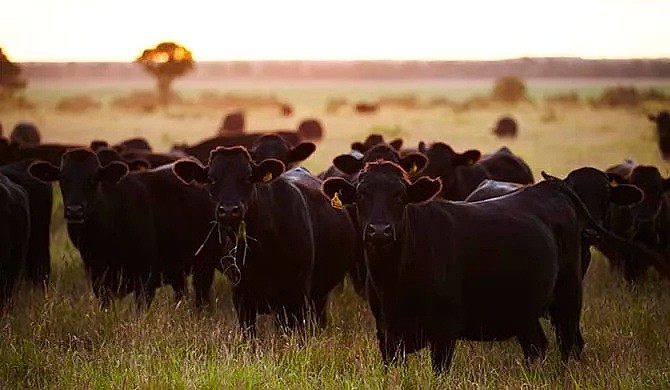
[2,0,669,62]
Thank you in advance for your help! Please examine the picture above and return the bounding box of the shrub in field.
[454,95,494,112]
[111,91,159,112]
[491,76,528,103]
[197,92,282,110]
[55,95,102,113]
[426,96,457,109]
[588,86,670,108]
[325,97,347,114]
[544,91,581,106]
[378,94,419,109]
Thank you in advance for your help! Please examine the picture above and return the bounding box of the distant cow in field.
[648,111,670,160]
[279,103,293,117]
[29,149,217,307]
[600,160,670,283]
[10,122,41,147]
[220,111,245,135]
[493,115,518,138]
[321,161,645,372]
[297,118,324,141]
[419,143,534,200]
[173,146,356,333]
[0,173,30,310]
[355,102,379,114]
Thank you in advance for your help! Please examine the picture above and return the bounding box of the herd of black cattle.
[0,111,669,372]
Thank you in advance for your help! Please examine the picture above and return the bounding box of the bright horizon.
[2,0,670,62]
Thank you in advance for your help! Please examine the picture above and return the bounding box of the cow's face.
[419,142,481,183]
[612,166,670,224]
[562,167,643,225]
[322,161,441,247]
[172,146,284,227]
[28,148,128,223]
[251,134,315,167]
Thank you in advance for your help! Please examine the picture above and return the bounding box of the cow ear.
[607,172,629,185]
[322,177,355,206]
[610,184,644,206]
[398,153,428,175]
[98,161,128,184]
[288,142,316,164]
[28,161,60,182]
[455,149,481,166]
[648,114,658,123]
[253,158,285,183]
[173,159,209,185]
[389,138,403,151]
[333,154,364,175]
[351,142,366,153]
[408,177,442,203]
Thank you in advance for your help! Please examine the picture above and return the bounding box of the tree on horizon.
[0,48,27,99]
[135,42,194,105]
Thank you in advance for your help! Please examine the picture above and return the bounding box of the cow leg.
[193,262,215,308]
[311,295,329,329]
[170,274,186,304]
[430,337,457,373]
[233,290,257,338]
[550,272,584,362]
[516,319,548,364]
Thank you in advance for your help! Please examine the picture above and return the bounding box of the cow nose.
[216,202,244,222]
[65,204,85,222]
[365,223,394,242]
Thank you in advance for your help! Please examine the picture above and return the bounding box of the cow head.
[322,161,441,246]
[28,148,129,223]
[173,146,285,227]
[333,144,427,176]
[251,133,316,167]
[419,142,481,182]
[549,167,643,226]
[609,165,670,225]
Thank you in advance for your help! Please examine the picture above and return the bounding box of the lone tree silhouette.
[0,48,27,98]
[136,42,194,105]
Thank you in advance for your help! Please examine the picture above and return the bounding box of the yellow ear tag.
[467,159,475,165]
[609,180,618,187]
[331,192,343,209]
[409,162,418,175]
[263,172,273,183]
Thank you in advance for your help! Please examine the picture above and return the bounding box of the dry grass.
[1,80,670,387]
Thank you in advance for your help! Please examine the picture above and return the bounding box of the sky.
[1,0,669,62]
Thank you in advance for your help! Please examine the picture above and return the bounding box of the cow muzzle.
[216,202,245,225]
[364,223,395,244]
[65,204,86,223]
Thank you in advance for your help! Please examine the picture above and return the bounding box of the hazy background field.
[1,78,670,388]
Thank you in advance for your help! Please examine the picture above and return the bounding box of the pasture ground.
[1,78,670,388]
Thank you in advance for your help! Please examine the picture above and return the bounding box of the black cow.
[250,133,316,168]
[220,111,245,135]
[173,146,356,333]
[29,149,217,307]
[322,161,643,372]
[318,135,403,181]
[464,179,524,202]
[419,143,534,200]
[171,131,303,164]
[493,115,518,138]
[0,139,81,166]
[297,118,324,141]
[10,122,41,147]
[649,111,670,160]
[0,173,30,310]
[0,161,52,286]
[601,160,670,283]
[351,134,403,154]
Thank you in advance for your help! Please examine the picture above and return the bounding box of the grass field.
[1,78,670,388]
